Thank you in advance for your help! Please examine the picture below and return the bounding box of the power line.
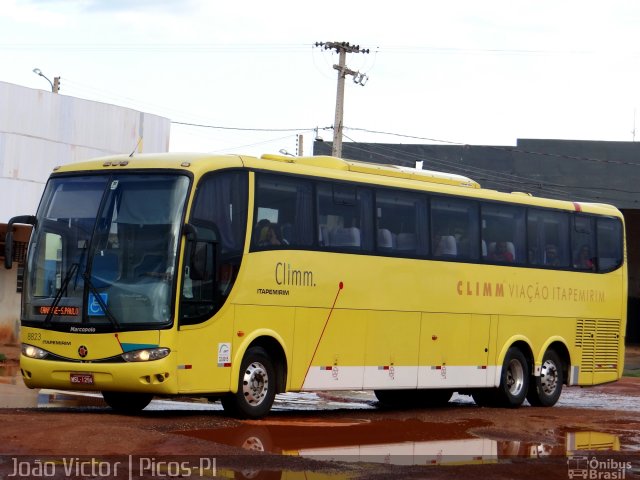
[1,43,311,53]
[344,127,466,145]
[342,141,573,198]
[171,121,319,133]
[46,75,640,177]
[6,42,640,57]
[206,133,299,154]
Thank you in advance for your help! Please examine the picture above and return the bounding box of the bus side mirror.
[183,223,218,282]
[190,241,216,281]
[183,223,198,242]
[4,215,36,270]
[4,230,13,270]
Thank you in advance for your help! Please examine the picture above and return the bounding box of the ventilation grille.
[576,318,620,372]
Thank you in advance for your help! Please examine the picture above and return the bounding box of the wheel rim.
[506,358,525,396]
[540,358,559,395]
[242,361,269,406]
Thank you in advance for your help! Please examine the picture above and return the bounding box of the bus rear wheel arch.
[472,346,530,408]
[527,348,564,407]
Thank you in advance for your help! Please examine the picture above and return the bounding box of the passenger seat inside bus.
[435,235,457,256]
[377,228,395,250]
[330,227,361,247]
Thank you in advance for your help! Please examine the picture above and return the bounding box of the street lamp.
[32,68,60,93]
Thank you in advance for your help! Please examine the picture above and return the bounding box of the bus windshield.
[24,173,190,330]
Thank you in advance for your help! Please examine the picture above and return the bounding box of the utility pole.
[297,134,304,156]
[315,42,369,157]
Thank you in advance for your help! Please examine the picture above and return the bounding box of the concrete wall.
[0,81,170,223]
[0,269,20,344]
[0,81,170,343]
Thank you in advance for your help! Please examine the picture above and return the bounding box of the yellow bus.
[5,153,626,418]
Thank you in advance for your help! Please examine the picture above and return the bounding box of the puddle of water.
[557,387,640,411]
[27,390,371,411]
[175,418,622,466]
[219,467,353,480]
[3,383,639,413]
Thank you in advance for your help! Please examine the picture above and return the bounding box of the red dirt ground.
[0,343,638,480]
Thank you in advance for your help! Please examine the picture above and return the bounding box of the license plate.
[70,373,94,385]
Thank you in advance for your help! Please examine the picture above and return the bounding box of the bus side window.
[253,174,313,249]
[597,217,623,272]
[528,209,570,268]
[572,215,596,271]
[481,202,525,265]
[431,196,479,260]
[375,189,428,256]
[317,183,373,252]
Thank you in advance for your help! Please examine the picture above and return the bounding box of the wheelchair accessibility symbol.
[88,293,108,316]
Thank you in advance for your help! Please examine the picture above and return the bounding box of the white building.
[0,81,170,344]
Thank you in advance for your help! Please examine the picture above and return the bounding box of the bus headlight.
[22,344,49,359]
[121,348,170,362]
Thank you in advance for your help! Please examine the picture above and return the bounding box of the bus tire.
[527,349,563,407]
[102,391,153,413]
[495,347,529,408]
[221,347,276,419]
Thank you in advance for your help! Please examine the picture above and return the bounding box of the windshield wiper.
[82,271,121,330]
[44,263,79,326]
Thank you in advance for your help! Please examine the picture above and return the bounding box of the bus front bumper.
[19,354,179,395]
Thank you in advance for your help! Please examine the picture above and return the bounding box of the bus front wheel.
[221,347,276,419]
[102,391,153,413]
[526,349,563,407]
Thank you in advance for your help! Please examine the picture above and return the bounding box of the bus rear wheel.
[102,391,153,413]
[495,347,529,407]
[221,347,276,419]
[527,349,563,407]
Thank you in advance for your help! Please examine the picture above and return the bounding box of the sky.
[3,0,640,158]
